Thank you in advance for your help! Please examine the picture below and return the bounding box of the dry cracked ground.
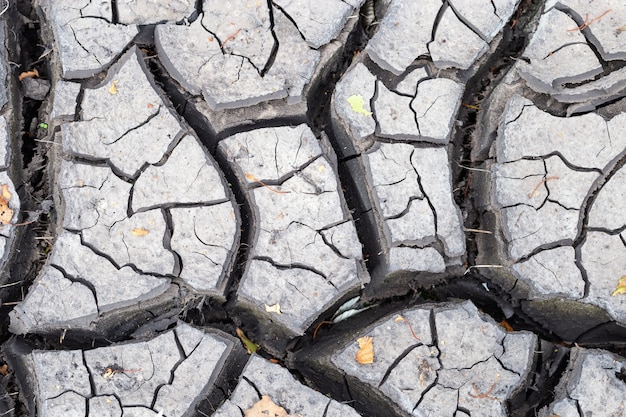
[0,0,626,416]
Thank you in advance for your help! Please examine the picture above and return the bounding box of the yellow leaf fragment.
[265,303,282,314]
[0,184,13,225]
[356,336,374,364]
[131,228,149,237]
[394,315,405,322]
[109,80,119,95]
[611,276,626,296]
[347,94,373,116]
[244,396,291,417]
[236,328,260,354]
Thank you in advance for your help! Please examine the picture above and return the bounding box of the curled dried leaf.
[0,184,14,225]
[245,396,290,417]
[356,336,374,364]
[131,228,149,237]
[18,68,39,81]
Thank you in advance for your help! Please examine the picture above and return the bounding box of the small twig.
[0,281,22,289]
[528,176,559,198]
[0,1,9,19]
[245,173,290,194]
[567,9,612,32]
[34,139,61,145]
[469,374,500,400]
[510,6,521,29]
[464,265,503,275]
[464,228,493,234]
[313,320,334,339]
[461,103,480,110]
[396,316,420,341]
[463,172,472,200]
[454,161,491,173]
[222,28,241,46]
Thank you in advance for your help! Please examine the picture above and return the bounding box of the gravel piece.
[219,124,368,336]
[330,301,536,416]
[332,62,377,154]
[214,355,362,417]
[550,0,626,61]
[5,323,235,417]
[50,81,81,121]
[516,8,602,94]
[117,0,196,24]
[365,0,440,75]
[429,6,488,70]
[40,0,138,78]
[62,47,184,178]
[272,0,361,48]
[170,203,238,292]
[155,1,321,110]
[132,135,228,211]
[539,348,626,417]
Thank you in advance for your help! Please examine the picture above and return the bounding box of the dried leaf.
[18,68,39,81]
[394,315,405,322]
[0,184,14,225]
[131,228,149,237]
[499,319,514,332]
[347,94,372,116]
[109,80,119,95]
[236,328,259,354]
[356,336,374,364]
[102,367,115,378]
[244,396,290,417]
[611,276,626,296]
[265,303,282,314]
[0,364,8,376]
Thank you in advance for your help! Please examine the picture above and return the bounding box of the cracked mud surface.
[2,0,626,416]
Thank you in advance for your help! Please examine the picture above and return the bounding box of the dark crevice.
[162,208,182,277]
[260,3,278,77]
[150,335,186,409]
[446,0,490,43]
[553,4,609,72]
[111,0,119,24]
[139,46,254,307]
[270,1,306,43]
[377,343,422,388]
[49,264,100,312]
[101,105,162,145]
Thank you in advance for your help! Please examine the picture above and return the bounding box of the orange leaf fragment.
[131,228,149,236]
[0,184,14,225]
[245,396,292,417]
[0,363,8,376]
[356,336,374,364]
[147,103,154,109]
[18,68,39,81]
[499,319,514,332]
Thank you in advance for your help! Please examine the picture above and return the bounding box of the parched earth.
[0,0,626,416]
